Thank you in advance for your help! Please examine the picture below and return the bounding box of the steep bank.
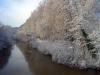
[17,0,100,69]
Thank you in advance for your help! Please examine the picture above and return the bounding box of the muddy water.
[0,42,100,75]
[17,42,100,75]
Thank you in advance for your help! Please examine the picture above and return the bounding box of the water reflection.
[17,42,100,75]
[0,45,32,75]
[0,46,12,69]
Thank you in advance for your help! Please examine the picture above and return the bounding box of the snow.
[30,39,87,68]
[18,0,100,69]
[28,0,100,68]
[28,33,100,69]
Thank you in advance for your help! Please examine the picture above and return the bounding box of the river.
[0,45,32,75]
[0,42,100,75]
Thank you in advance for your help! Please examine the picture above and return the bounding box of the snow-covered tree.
[17,0,100,68]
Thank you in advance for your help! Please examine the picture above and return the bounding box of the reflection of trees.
[0,46,12,69]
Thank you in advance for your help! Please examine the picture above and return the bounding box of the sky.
[0,0,42,27]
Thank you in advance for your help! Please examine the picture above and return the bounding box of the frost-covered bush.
[31,39,93,68]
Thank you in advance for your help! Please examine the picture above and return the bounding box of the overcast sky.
[0,0,42,27]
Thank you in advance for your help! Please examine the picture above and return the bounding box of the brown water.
[0,42,100,75]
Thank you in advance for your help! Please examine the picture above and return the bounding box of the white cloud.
[0,0,42,27]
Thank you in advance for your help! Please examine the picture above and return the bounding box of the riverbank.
[15,35,100,70]
[16,42,100,75]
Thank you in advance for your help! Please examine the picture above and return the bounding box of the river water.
[0,43,100,75]
[0,45,32,75]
